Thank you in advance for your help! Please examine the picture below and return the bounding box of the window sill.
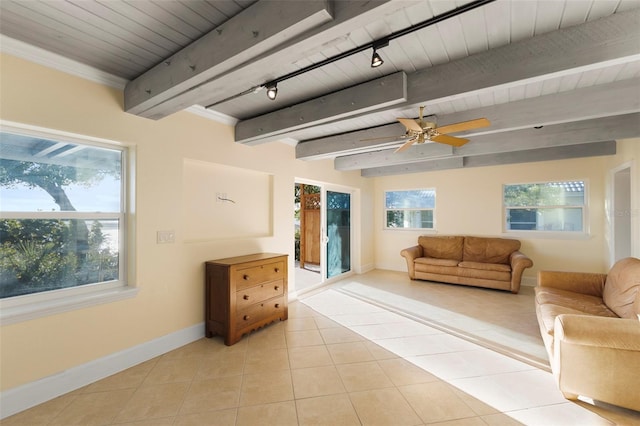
[384,228,437,232]
[0,286,139,325]
[502,231,591,240]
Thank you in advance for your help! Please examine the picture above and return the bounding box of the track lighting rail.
[206,0,495,107]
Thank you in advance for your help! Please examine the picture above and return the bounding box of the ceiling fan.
[393,106,490,153]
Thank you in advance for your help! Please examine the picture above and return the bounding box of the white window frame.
[502,179,589,238]
[0,121,137,324]
[384,188,436,230]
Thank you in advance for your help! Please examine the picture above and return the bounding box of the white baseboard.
[521,276,537,287]
[359,263,376,274]
[0,322,205,419]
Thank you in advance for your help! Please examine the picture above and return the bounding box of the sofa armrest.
[509,251,533,293]
[552,314,640,410]
[400,245,423,279]
[537,270,607,297]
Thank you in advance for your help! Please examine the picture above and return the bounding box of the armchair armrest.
[509,251,533,293]
[400,245,423,279]
[555,315,640,350]
[552,314,640,410]
[537,270,606,297]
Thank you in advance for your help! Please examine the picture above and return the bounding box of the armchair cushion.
[536,288,617,319]
[602,257,640,319]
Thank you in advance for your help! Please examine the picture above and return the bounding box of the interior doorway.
[611,163,632,264]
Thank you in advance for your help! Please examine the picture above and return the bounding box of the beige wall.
[0,54,374,391]
[373,139,640,277]
[1,52,637,393]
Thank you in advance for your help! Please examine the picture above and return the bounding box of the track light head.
[370,38,389,68]
[371,50,384,68]
[265,82,278,100]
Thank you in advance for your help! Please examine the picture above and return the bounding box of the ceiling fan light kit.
[393,106,491,153]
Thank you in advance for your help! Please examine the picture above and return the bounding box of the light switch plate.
[157,230,175,244]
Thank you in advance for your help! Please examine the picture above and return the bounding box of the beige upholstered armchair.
[535,257,640,411]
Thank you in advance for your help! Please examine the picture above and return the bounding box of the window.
[385,189,435,229]
[503,180,586,233]
[0,125,135,322]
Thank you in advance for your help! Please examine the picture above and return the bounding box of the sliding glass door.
[325,190,351,279]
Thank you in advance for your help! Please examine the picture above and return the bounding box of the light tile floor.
[4,272,640,425]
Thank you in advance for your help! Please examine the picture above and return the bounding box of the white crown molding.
[0,35,128,90]
[186,105,238,126]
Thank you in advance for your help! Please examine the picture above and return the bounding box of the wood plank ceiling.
[1,0,639,177]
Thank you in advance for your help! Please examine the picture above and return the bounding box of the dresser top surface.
[206,253,287,266]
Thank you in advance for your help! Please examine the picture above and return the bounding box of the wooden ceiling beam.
[298,78,640,161]
[124,0,411,119]
[235,72,408,145]
[334,144,453,171]
[124,0,333,117]
[362,141,617,177]
[336,113,640,171]
[295,122,406,161]
[237,9,640,146]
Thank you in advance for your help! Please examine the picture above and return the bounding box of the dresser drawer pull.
[275,303,280,308]
[243,295,250,300]
[243,315,250,321]
[274,285,280,291]
[243,275,249,280]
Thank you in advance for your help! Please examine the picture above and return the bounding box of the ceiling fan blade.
[394,138,417,153]
[397,117,423,132]
[437,118,490,134]
[431,133,469,147]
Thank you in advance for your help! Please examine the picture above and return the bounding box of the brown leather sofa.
[400,235,533,293]
[535,257,640,411]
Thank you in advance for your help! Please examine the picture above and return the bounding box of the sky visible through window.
[0,177,120,212]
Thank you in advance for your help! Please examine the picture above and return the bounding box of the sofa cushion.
[462,237,521,264]
[536,303,588,336]
[603,257,640,319]
[418,236,464,261]
[415,257,459,267]
[536,287,618,318]
[457,265,511,282]
[458,261,511,272]
[414,262,460,276]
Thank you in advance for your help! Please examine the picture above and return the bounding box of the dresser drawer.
[234,261,285,290]
[236,296,285,327]
[236,279,284,310]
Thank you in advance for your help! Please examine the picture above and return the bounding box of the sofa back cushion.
[462,236,521,264]
[418,236,464,261]
[603,257,640,319]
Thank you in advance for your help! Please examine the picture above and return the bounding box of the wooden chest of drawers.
[205,253,288,345]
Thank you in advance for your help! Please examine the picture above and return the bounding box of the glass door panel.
[326,190,351,279]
